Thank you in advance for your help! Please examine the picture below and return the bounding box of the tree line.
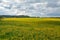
[0,15,40,18]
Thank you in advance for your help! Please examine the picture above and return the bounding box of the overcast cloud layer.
[0,0,60,17]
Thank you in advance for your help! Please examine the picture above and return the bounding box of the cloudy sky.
[0,0,60,17]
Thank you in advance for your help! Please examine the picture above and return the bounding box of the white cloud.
[31,2,48,9]
[0,0,60,17]
[13,0,25,3]
[16,11,25,15]
[57,1,60,5]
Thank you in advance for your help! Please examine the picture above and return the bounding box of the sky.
[0,0,60,17]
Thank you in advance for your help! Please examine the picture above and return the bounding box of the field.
[0,18,60,40]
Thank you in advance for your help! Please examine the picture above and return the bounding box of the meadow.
[0,18,60,40]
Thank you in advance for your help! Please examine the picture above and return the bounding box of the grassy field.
[0,18,60,40]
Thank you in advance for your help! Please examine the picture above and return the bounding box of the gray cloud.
[0,0,60,17]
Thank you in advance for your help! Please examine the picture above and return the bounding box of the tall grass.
[0,18,60,40]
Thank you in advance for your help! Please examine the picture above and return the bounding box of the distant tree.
[0,16,4,21]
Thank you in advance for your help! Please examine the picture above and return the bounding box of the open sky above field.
[0,0,60,17]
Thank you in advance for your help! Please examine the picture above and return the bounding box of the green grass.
[0,18,60,40]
